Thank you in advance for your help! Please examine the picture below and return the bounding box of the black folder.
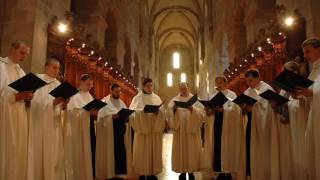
[259,89,289,105]
[49,82,79,100]
[233,93,257,106]
[144,102,164,113]
[117,108,135,118]
[199,92,229,108]
[8,73,47,92]
[174,94,198,108]
[272,69,314,91]
[83,99,107,111]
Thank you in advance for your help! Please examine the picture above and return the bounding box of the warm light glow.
[244,59,248,62]
[57,23,68,33]
[82,43,86,48]
[251,53,255,57]
[98,57,102,61]
[90,50,94,56]
[199,59,203,65]
[206,72,209,94]
[284,16,294,26]
[104,62,108,66]
[181,73,187,83]
[167,73,173,87]
[267,38,271,44]
[258,46,262,51]
[196,74,199,88]
[173,52,180,69]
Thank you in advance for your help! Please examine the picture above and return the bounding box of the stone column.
[0,0,70,73]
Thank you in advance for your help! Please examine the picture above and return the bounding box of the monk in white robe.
[27,58,67,180]
[242,69,280,180]
[66,74,95,180]
[129,78,165,180]
[167,83,202,180]
[0,42,32,180]
[202,76,243,180]
[275,61,307,180]
[96,83,133,180]
[295,38,320,179]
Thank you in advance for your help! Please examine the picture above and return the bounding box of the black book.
[49,82,79,100]
[199,92,229,108]
[8,73,47,92]
[174,94,198,108]
[83,99,107,111]
[259,90,289,105]
[117,108,135,118]
[272,69,314,91]
[233,93,257,106]
[144,101,165,113]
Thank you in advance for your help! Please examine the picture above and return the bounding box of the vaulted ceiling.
[149,0,203,51]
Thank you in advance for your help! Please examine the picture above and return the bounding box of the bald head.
[8,41,30,63]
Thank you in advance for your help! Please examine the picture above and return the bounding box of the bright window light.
[181,73,186,83]
[167,73,173,87]
[173,52,180,69]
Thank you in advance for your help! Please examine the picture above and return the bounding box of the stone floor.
[138,133,215,180]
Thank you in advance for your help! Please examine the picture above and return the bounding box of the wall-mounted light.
[284,16,295,27]
[57,22,68,33]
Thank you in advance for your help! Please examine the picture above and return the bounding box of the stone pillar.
[0,0,70,73]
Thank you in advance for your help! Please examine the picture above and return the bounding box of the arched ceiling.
[150,0,203,51]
